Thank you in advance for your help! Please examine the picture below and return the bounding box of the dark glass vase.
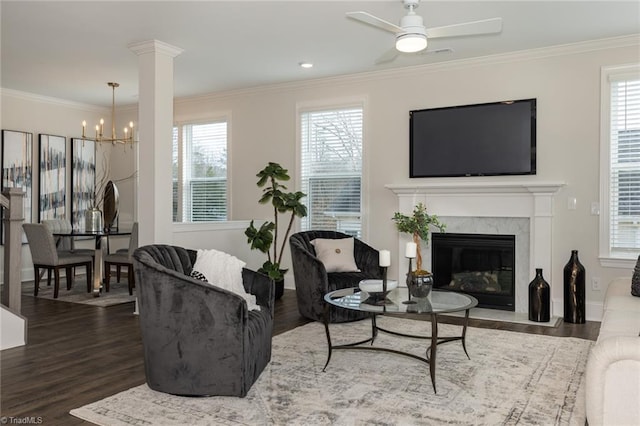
[408,271,434,299]
[528,268,550,322]
[563,250,586,324]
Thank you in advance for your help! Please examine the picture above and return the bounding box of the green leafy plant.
[392,202,446,273]
[245,162,307,281]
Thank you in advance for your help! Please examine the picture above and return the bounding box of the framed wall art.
[1,129,33,244]
[38,134,67,221]
[71,138,96,230]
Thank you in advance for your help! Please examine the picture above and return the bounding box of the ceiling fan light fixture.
[395,33,427,53]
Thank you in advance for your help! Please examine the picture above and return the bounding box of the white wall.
[172,37,640,319]
[0,90,116,280]
[1,306,26,349]
[2,36,639,320]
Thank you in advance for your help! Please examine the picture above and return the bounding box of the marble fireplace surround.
[386,181,565,314]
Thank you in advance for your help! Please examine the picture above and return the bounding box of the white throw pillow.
[311,238,361,273]
[193,249,260,311]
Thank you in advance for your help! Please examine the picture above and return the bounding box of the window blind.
[609,77,640,253]
[300,107,363,237]
[173,121,228,223]
[172,126,179,222]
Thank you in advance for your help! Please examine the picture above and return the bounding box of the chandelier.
[82,82,136,144]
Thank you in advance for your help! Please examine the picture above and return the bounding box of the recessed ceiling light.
[299,62,313,69]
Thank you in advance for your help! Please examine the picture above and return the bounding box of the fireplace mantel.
[385,181,565,195]
[386,180,565,314]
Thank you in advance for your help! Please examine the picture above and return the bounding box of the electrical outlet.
[592,277,601,291]
[591,202,600,215]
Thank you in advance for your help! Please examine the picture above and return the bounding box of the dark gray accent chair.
[132,244,274,397]
[289,230,382,323]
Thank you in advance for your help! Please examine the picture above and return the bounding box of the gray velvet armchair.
[132,244,274,397]
[289,230,382,323]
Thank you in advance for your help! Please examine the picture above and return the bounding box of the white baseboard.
[553,297,603,322]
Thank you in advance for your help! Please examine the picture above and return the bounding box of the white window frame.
[599,63,640,268]
[296,96,369,239]
[173,116,231,224]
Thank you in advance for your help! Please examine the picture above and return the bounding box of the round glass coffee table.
[323,287,478,393]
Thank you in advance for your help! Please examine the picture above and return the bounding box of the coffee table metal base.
[322,306,472,394]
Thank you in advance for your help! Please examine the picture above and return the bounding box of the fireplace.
[432,233,516,311]
[387,181,564,314]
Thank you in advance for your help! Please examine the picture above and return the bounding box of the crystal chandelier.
[82,82,136,144]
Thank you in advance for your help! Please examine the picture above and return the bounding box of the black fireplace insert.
[431,233,515,311]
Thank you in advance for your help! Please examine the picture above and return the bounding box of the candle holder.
[382,266,387,292]
[403,257,417,304]
[375,266,390,306]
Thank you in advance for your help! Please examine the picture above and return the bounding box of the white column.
[129,40,183,245]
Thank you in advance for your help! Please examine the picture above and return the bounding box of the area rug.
[20,277,135,307]
[70,317,592,425]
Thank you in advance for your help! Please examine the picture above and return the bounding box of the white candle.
[379,250,391,267]
[405,242,417,258]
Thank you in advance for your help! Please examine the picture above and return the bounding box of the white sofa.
[585,277,640,426]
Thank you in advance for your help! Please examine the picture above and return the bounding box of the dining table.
[53,227,132,296]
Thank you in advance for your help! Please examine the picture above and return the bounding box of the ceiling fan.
[347,0,502,63]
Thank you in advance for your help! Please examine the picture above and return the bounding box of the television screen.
[410,99,536,178]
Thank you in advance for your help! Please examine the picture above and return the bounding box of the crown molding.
[176,34,640,105]
[0,88,109,113]
[4,34,638,109]
[1,88,140,114]
[128,39,184,58]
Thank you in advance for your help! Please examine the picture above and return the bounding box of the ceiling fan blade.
[346,11,403,34]
[426,17,502,39]
[375,47,453,65]
[416,48,454,57]
[375,48,399,65]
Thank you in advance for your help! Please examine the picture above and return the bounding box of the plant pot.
[274,279,284,300]
[408,270,434,298]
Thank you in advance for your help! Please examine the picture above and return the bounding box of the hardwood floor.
[1,288,600,425]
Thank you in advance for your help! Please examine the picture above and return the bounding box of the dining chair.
[42,219,95,257]
[104,222,138,295]
[42,218,95,281]
[23,223,93,299]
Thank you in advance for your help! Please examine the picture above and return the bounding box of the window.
[299,106,363,237]
[173,121,228,222]
[600,65,640,262]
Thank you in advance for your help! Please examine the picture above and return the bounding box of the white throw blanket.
[193,249,260,311]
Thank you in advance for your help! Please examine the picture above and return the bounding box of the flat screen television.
[410,98,536,178]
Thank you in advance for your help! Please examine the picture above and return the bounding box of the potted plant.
[392,202,446,297]
[245,162,307,298]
